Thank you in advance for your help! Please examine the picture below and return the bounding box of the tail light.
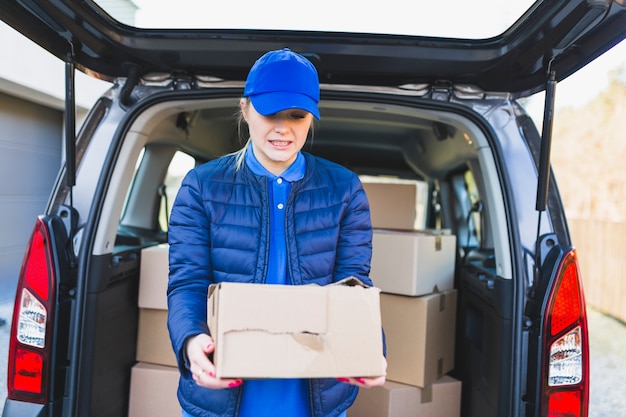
[7,217,56,404]
[541,249,589,417]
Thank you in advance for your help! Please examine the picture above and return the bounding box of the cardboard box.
[361,179,427,230]
[139,244,169,310]
[208,278,385,379]
[347,376,462,417]
[128,362,181,417]
[381,290,457,388]
[136,308,177,367]
[371,229,456,296]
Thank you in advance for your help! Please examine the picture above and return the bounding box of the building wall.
[0,93,63,301]
[0,1,138,301]
[0,14,117,301]
[97,0,139,24]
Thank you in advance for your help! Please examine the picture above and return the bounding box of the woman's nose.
[273,117,289,132]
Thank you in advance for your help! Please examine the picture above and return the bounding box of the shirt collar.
[245,144,306,182]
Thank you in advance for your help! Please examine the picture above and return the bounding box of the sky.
[523,39,626,124]
[554,39,626,108]
[130,0,626,114]
[133,0,533,38]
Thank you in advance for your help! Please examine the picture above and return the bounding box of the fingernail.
[336,378,350,383]
[209,371,215,377]
[228,380,243,387]
[356,378,366,384]
[206,344,213,350]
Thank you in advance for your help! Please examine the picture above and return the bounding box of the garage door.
[0,92,62,302]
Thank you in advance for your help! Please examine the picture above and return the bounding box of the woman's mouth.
[269,140,291,148]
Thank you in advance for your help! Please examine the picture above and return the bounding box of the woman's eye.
[267,110,308,120]
[291,113,306,120]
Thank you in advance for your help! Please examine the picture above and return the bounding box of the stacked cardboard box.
[347,377,461,417]
[356,178,462,417]
[381,289,457,389]
[360,178,428,230]
[136,243,177,367]
[128,363,181,417]
[129,244,181,417]
[371,229,455,296]
[129,178,461,416]
[131,245,386,416]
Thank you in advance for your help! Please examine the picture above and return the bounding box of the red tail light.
[7,217,56,404]
[541,250,589,417]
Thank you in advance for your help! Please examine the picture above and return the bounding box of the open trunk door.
[0,0,624,98]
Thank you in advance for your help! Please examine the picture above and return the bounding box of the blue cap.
[244,48,320,120]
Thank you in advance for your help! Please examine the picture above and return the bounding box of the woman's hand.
[186,333,243,389]
[336,356,387,388]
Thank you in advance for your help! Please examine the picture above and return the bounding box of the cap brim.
[250,92,320,120]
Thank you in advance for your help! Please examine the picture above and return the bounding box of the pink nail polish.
[336,378,350,383]
[209,371,215,377]
[228,380,243,387]
[356,378,365,384]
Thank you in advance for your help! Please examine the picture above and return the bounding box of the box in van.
[207,279,385,379]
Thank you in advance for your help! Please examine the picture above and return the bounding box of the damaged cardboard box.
[207,278,385,379]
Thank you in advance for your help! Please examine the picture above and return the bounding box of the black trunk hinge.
[120,65,141,107]
[534,61,557,255]
[535,62,557,213]
[532,61,557,289]
[64,48,79,268]
[65,51,76,188]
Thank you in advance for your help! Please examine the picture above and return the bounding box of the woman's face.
[241,99,313,175]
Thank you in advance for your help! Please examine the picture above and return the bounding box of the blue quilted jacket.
[167,151,373,417]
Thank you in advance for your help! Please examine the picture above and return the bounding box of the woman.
[167,48,385,417]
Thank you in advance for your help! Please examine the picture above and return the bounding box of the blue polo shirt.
[238,146,311,417]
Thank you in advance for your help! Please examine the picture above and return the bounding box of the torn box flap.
[332,276,372,289]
